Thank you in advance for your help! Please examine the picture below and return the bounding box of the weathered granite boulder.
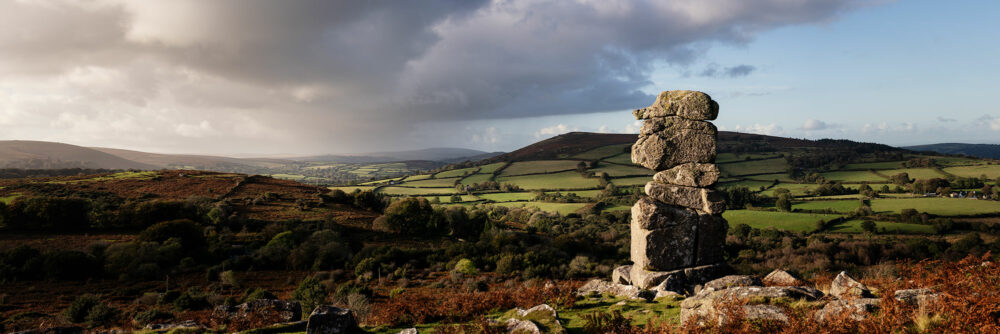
[700,275,763,293]
[894,288,939,308]
[653,163,720,187]
[644,182,726,214]
[612,265,632,285]
[505,304,564,334]
[306,306,358,334]
[631,214,697,271]
[632,117,717,171]
[629,267,683,290]
[815,298,881,322]
[504,318,541,334]
[212,299,302,325]
[683,263,732,290]
[577,279,655,301]
[633,90,719,121]
[398,329,419,334]
[829,271,872,299]
[696,214,728,265]
[631,197,701,230]
[762,269,806,287]
[654,274,687,297]
[681,285,823,324]
[144,320,202,331]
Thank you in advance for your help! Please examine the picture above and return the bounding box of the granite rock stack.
[621,90,729,291]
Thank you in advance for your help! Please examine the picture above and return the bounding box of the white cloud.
[472,126,499,144]
[732,123,782,136]
[535,124,578,138]
[624,121,642,134]
[800,118,830,130]
[991,118,1000,131]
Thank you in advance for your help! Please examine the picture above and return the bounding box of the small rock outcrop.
[829,271,872,299]
[894,288,939,308]
[501,304,564,334]
[612,265,632,285]
[398,329,419,334]
[578,279,655,301]
[762,269,806,286]
[212,299,302,325]
[700,275,764,293]
[306,306,359,334]
[144,320,202,331]
[815,298,881,322]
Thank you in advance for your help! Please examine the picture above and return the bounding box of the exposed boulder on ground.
[762,269,806,286]
[144,320,202,331]
[653,273,687,297]
[894,288,939,308]
[633,90,719,121]
[699,275,763,293]
[829,271,872,299]
[577,279,655,301]
[653,163,720,187]
[503,304,564,334]
[398,329,419,334]
[504,318,541,334]
[632,117,717,171]
[644,182,726,214]
[629,267,682,290]
[612,265,632,285]
[815,298,881,322]
[306,306,359,334]
[681,285,823,325]
[212,299,302,326]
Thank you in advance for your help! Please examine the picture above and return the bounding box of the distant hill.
[294,147,501,164]
[903,143,1000,159]
[91,147,291,169]
[0,141,155,170]
[485,132,637,162]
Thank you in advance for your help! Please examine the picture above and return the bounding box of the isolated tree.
[861,220,877,233]
[775,193,793,212]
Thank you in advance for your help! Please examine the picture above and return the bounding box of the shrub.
[292,277,326,316]
[219,270,239,288]
[453,259,477,276]
[65,294,100,323]
[354,258,377,277]
[133,309,173,326]
[84,304,119,328]
[242,288,277,302]
[346,293,371,320]
[173,290,209,311]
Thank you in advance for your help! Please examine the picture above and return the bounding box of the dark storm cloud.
[0,0,868,153]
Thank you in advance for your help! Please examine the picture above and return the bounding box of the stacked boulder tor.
[617,90,729,293]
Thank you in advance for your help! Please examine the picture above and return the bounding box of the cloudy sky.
[1,0,997,156]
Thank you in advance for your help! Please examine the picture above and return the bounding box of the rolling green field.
[871,197,1000,216]
[719,158,788,176]
[828,220,935,234]
[744,173,796,182]
[501,160,582,176]
[477,192,535,202]
[329,185,377,193]
[478,162,507,174]
[926,155,989,166]
[377,187,458,195]
[403,174,432,181]
[942,165,1000,179]
[422,194,480,203]
[591,164,653,177]
[604,153,633,165]
[460,173,495,185]
[435,167,480,178]
[761,183,816,196]
[399,177,461,188]
[545,189,604,198]
[572,144,631,160]
[719,180,773,192]
[493,202,590,215]
[818,170,886,183]
[610,176,652,187]
[843,161,906,170]
[793,199,862,213]
[881,168,946,180]
[496,171,600,190]
[723,210,842,232]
